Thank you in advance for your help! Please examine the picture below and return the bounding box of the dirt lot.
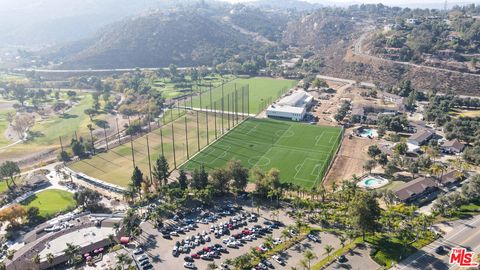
[324,131,376,188]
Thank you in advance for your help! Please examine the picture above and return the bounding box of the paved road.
[392,215,480,270]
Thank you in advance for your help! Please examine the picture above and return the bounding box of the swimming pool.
[359,128,378,138]
[357,175,388,189]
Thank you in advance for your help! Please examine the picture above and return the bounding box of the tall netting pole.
[196,110,200,152]
[184,114,189,159]
[214,101,218,139]
[227,93,231,130]
[171,122,177,169]
[205,106,209,145]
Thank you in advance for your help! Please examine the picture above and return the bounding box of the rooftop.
[39,226,115,257]
[408,129,435,143]
[393,177,437,201]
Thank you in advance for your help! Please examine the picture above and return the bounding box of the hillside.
[282,10,355,49]
[0,0,195,47]
[49,11,260,69]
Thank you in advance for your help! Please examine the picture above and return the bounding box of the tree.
[430,163,446,181]
[11,83,28,106]
[12,114,34,139]
[226,160,249,192]
[324,244,334,259]
[0,204,26,227]
[350,192,381,241]
[70,139,86,158]
[210,168,230,195]
[0,161,20,191]
[303,249,317,270]
[84,108,97,121]
[26,206,40,225]
[46,253,54,264]
[191,165,209,190]
[131,167,144,198]
[368,145,382,158]
[177,169,188,190]
[378,153,388,167]
[153,155,170,186]
[363,159,377,174]
[74,188,101,211]
[394,142,408,156]
[63,243,80,266]
[32,253,40,265]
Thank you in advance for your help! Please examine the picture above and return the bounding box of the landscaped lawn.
[28,94,93,145]
[449,108,480,118]
[366,232,437,268]
[20,189,76,218]
[0,109,15,148]
[190,77,297,114]
[0,181,8,194]
[153,74,236,99]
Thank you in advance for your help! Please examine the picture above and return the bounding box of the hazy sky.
[220,0,480,7]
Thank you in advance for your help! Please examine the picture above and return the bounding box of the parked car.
[133,248,144,255]
[184,262,196,269]
[137,254,149,262]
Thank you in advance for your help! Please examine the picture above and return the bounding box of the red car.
[202,246,211,252]
[227,224,233,229]
[242,230,252,235]
[190,253,200,259]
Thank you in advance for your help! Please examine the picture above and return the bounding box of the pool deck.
[357,175,389,189]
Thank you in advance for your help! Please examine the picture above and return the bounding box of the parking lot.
[132,201,297,269]
[281,231,342,269]
[325,244,380,270]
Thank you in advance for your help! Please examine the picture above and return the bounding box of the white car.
[184,262,196,269]
[137,254,149,262]
[272,255,285,265]
[227,242,237,248]
[170,231,178,236]
[222,238,230,244]
[204,235,211,242]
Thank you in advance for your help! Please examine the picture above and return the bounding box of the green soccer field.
[181,118,343,189]
[189,77,297,114]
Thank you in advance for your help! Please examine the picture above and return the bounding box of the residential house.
[439,170,464,187]
[393,176,438,204]
[441,139,465,154]
[408,129,435,146]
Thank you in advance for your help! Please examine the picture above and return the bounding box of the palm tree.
[116,253,128,269]
[264,235,274,249]
[299,259,309,270]
[0,262,5,270]
[339,235,347,248]
[32,254,40,269]
[63,243,80,266]
[46,253,54,265]
[108,234,116,245]
[303,249,317,270]
[324,244,334,260]
[429,163,446,184]
[281,228,291,242]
